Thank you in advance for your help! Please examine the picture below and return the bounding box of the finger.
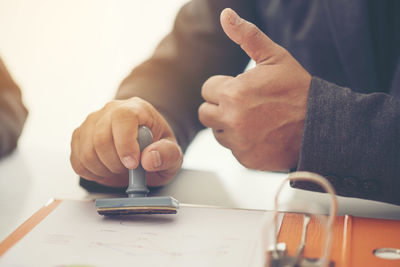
[141,138,182,173]
[93,112,126,174]
[110,100,152,169]
[70,129,106,182]
[220,8,280,64]
[201,75,233,104]
[141,139,182,187]
[78,120,117,178]
[198,102,223,129]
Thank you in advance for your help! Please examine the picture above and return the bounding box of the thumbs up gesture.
[199,8,312,171]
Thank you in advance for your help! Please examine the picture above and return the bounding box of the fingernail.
[122,156,137,169]
[227,8,241,25]
[151,150,162,168]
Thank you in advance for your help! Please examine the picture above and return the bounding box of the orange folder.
[0,199,62,257]
[278,213,400,267]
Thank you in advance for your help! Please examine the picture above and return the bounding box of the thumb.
[220,8,279,64]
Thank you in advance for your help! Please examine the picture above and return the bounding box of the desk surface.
[1,0,400,242]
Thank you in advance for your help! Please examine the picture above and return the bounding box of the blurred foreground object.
[0,58,28,158]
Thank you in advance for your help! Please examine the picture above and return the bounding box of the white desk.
[1,0,399,242]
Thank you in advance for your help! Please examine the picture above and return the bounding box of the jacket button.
[362,180,379,193]
[344,176,358,189]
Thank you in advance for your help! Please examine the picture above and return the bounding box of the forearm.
[293,77,400,205]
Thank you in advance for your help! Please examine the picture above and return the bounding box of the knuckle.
[128,96,152,109]
[129,96,142,103]
[223,82,247,102]
[139,99,154,111]
[93,131,109,150]
[202,75,230,94]
[79,149,97,167]
[221,89,240,103]
[81,112,99,128]
[198,103,208,123]
[104,100,119,110]
[70,156,86,175]
[71,128,80,140]
[202,76,213,88]
[204,75,220,86]
[111,105,139,121]
[85,111,98,122]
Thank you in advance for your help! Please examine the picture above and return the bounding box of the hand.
[198,8,312,171]
[70,97,183,187]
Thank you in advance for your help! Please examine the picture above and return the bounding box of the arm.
[0,58,27,157]
[198,9,400,205]
[293,77,400,205]
[74,1,257,191]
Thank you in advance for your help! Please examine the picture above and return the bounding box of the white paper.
[0,200,282,267]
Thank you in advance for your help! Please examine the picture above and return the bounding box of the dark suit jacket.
[86,0,400,205]
[0,58,27,157]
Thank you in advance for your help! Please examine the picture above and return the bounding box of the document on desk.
[0,200,282,267]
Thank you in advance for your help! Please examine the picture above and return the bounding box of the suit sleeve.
[292,76,400,205]
[116,0,255,151]
[0,58,28,158]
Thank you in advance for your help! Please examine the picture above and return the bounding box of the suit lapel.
[323,0,377,93]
